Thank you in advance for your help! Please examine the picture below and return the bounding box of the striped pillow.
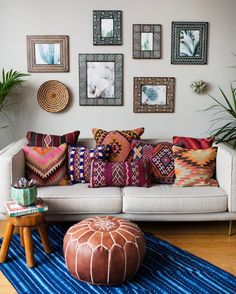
[173,136,214,149]
[26,131,80,147]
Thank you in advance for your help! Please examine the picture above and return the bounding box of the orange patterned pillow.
[173,146,217,187]
[92,128,144,162]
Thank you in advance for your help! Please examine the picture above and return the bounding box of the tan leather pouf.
[63,216,146,285]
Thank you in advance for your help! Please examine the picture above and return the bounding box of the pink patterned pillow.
[68,145,111,183]
[23,144,69,187]
[89,160,151,188]
[173,136,214,149]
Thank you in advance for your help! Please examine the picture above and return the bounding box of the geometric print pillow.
[173,136,214,149]
[22,144,69,187]
[92,128,144,162]
[68,145,111,183]
[26,130,80,147]
[129,140,175,184]
[89,159,151,188]
[173,146,217,187]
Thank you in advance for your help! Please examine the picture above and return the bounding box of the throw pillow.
[89,159,151,188]
[26,131,80,147]
[68,145,111,183]
[92,128,144,162]
[23,144,69,187]
[173,136,214,149]
[173,146,217,187]
[129,140,175,184]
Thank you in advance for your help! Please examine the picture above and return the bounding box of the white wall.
[0,0,236,148]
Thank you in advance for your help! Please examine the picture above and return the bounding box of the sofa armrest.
[216,143,236,212]
[0,138,28,213]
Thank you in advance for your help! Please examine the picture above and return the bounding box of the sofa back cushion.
[89,159,151,188]
[92,128,144,162]
[129,140,175,184]
[173,146,217,187]
[68,145,111,183]
[26,131,80,147]
[173,136,214,149]
[23,144,69,187]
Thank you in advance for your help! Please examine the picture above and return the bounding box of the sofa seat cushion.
[37,184,122,214]
[123,184,227,214]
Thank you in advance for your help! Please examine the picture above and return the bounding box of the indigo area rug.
[1,225,236,294]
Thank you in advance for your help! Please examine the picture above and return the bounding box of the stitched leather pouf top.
[63,216,146,285]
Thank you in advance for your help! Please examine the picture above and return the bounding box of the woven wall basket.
[37,80,69,113]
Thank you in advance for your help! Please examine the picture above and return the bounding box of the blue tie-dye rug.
[0,225,236,294]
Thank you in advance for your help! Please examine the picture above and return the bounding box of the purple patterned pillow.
[68,145,111,183]
[89,159,151,188]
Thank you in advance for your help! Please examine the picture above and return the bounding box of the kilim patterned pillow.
[92,128,144,162]
[23,144,69,187]
[26,130,80,147]
[129,140,175,184]
[173,136,214,149]
[68,145,111,183]
[89,159,151,188]
[173,146,217,187]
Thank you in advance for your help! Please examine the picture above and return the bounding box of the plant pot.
[11,186,37,206]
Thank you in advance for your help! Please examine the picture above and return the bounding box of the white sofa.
[1,138,236,231]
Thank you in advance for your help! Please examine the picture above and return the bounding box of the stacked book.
[4,197,48,217]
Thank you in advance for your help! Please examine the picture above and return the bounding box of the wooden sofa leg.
[229,220,233,236]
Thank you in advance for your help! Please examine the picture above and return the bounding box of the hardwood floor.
[0,220,235,293]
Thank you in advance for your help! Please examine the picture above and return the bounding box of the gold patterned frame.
[133,77,175,113]
[27,35,69,72]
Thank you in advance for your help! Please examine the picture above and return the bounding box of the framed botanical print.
[133,77,175,113]
[79,54,123,106]
[26,35,69,72]
[93,10,122,45]
[171,22,208,64]
[133,24,161,59]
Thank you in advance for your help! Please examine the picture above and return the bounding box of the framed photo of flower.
[133,77,175,113]
[93,10,122,45]
[27,35,69,72]
[133,24,161,59]
[171,22,208,64]
[79,54,123,106]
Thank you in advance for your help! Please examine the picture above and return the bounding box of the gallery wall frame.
[93,10,122,45]
[171,21,208,64]
[27,35,69,72]
[133,77,175,113]
[79,54,123,106]
[133,24,161,59]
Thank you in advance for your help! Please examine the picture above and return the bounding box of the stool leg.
[0,223,14,263]
[23,227,35,268]
[20,227,24,247]
[38,224,51,253]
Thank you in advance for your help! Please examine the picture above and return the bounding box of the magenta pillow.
[173,136,214,149]
[89,159,151,188]
[26,131,80,147]
[68,145,111,183]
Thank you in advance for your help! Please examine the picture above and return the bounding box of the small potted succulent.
[11,178,37,206]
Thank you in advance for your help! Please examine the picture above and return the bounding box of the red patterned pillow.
[23,144,69,187]
[129,140,175,184]
[68,145,111,183]
[173,136,214,149]
[26,131,80,147]
[89,159,151,188]
[92,128,144,162]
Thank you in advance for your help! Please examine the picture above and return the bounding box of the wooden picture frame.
[27,35,69,72]
[93,10,122,45]
[133,77,175,113]
[133,24,161,59]
[171,22,208,64]
[79,54,123,106]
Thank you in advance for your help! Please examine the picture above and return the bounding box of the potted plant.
[0,69,29,128]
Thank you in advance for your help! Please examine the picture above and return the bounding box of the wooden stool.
[0,212,51,268]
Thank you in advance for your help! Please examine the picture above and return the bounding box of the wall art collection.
[26,10,209,113]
